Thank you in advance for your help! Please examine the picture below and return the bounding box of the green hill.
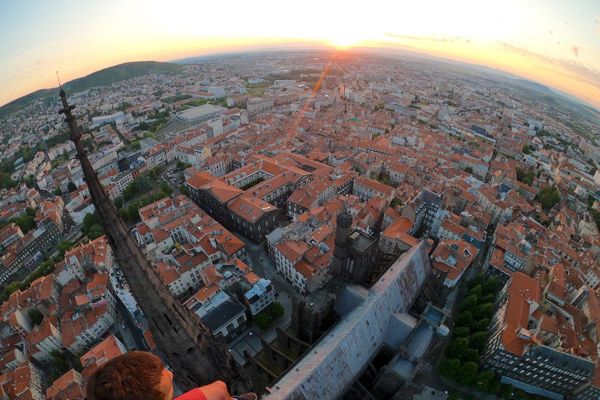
[0,61,184,118]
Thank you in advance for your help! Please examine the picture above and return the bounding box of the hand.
[199,381,231,400]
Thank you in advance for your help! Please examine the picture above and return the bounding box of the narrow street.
[411,222,498,399]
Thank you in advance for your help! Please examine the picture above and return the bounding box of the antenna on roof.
[56,71,63,89]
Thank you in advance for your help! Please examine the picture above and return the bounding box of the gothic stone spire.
[59,91,243,390]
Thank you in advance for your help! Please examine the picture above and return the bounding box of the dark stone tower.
[58,91,242,390]
[332,210,352,276]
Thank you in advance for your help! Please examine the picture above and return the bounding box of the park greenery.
[48,349,83,383]
[522,144,534,155]
[56,240,76,259]
[440,275,545,399]
[184,97,228,108]
[515,167,535,186]
[176,160,192,171]
[163,94,192,103]
[81,212,105,240]
[115,167,172,223]
[254,302,285,330]
[438,274,504,395]
[134,110,169,133]
[536,186,561,212]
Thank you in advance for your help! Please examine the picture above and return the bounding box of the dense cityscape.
[0,49,599,400]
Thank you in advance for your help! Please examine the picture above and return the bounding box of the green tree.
[469,331,488,351]
[160,182,173,196]
[500,383,514,399]
[473,318,490,332]
[464,166,473,174]
[254,311,273,330]
[53,187,63,196]
[176,160,192,171]
[48,350,71,383]
[459,294,478,312]
[0,172,18,189]
[516,167,534,186]
[455,311,473,328]
[439,358,460,379]
[476,370,495,391]
[82,212,101,232]
[464,348,480,363]
[487,377,502,394]
[475,302,495,319]
[469,284,482,298]
[23,175,35,188]
[87,225,104,240]
[453,326,470,338]
[27,309,44,325]
[468,274,485,289]
[12,215,36,234]
[536,186,560,212]
[456,361,478,386]
[482,277,500,293]
[271,302,284,319]
[67,181,77,192]
[446,337,469,359]
[26,207,37,217]
[57,240,75,257]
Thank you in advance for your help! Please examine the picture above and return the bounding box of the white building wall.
[265,242,431,400]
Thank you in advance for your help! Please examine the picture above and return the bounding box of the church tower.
[58,91,242,390]
[332,210,352,276]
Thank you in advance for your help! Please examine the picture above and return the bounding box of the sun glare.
[328,36,360,49]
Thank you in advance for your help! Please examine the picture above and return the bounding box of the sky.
[1,0,599,109]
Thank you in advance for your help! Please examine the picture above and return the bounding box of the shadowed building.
[332,210,378,284]
[58,91,242,391]
[264,242,433,400]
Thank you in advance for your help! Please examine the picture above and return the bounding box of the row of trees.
[439,274,504,394]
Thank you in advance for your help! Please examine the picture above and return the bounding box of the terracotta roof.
[228,194,277,223]
[46,369,85,400]
[80,335,126,380]
[186,171,215,189]
[500,273,541,355]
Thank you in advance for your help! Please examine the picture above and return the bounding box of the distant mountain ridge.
[0,61,184,118]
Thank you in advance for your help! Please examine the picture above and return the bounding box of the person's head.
[86,351,174,400]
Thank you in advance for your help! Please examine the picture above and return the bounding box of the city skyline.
[1,0,600,109]
[1,42,600,399]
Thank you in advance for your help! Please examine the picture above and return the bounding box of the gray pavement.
[229,329,263,366]
[241,237,303,302]
[414,386,449,400]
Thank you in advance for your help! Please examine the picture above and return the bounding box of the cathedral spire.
[59,91,244,390]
